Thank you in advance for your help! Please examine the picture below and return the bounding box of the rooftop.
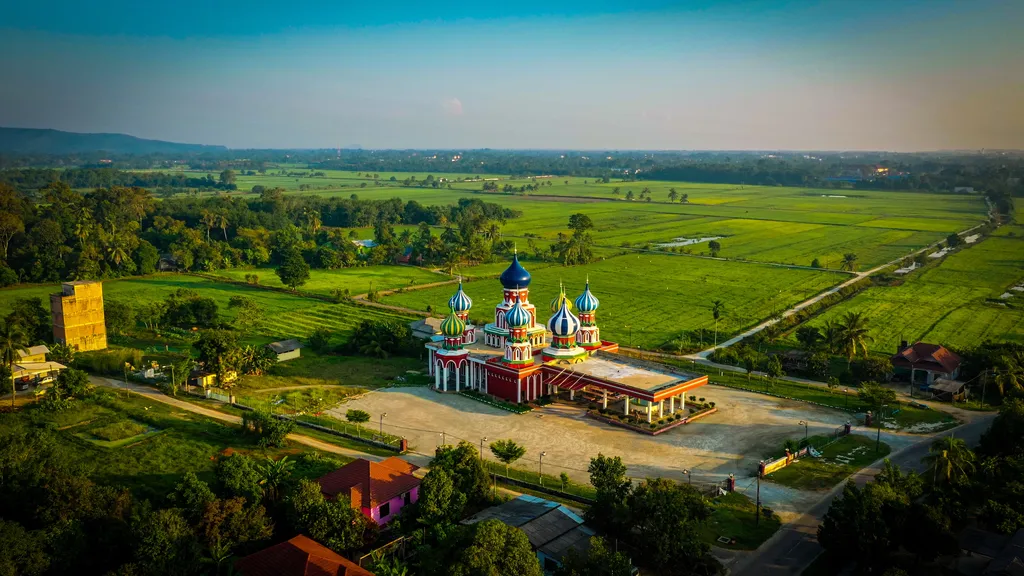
[317,457,420,510]
[562,355,682,392]
[892,342,962,374]
[17,345,49,358]
[267,339,303,354]
[234,534,374,576]
[461,495,593,563]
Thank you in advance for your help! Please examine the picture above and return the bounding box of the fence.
[759,423,851,477]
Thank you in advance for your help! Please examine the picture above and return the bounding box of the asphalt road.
[731,413,995,575]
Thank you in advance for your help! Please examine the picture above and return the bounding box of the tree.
[993,349,1024,397]
[852,356,893,384]
[490,439,527,477]
[258,456,294,502]
[450,519,542,576]
[980,398,1024,457]
[795,326,822,351]
[228,295,264,329]
[946,232,963,248]
[668,189,679,202]
[811,257,822,268]
[859,382,897,408]
[193,330,239,388]
[766,355,785,384]
[626,478,715,574]
[586,454,631,538]
[818,480,907,572]
[744,355,757,381]
[837,311,872,366]
[346,409,370,425]
[0,320,28,408]
[276,248,310,290]
[132,508,203,576]
[419,467,467,526]
[104,300,136,336]
[430,441,490,505]
[567,213,594,233]
[708,240,721,257]
[555,536,633,576]
[711,300,725,347]
[0,212,24,261]
[216,454,265,504]
[219,169,236,186]
[169,471,217,522]
[0,519,50,576]
[286,479,374,554]
[196,496,273,567]
[133,239,160,275]
[841,252,858,272]
[923,435,975,486]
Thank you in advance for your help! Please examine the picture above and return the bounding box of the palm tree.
[711,300,725,347]
[993,350,1024,396]
[841,252,858,272]
[668,189,678,202]
[200,210,216,240]
[217,212,230,241]
[259,456,295,502]
[837,312,872,366]
[0,321,28,408]
[820,320,842,354]
[923,435,975,485]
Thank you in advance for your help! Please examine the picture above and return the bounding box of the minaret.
[574,277,601,350]
[447,279,475,344]
[542,297,587,362]
[502,292,534,366]
[486,250,541,348]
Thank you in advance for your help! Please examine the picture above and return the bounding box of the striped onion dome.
[574,279,600,313]
[547,298,580,337]
[549,282,572,313]
[448,281,473,313]
[440,312,466,337]
[504,294,532,328]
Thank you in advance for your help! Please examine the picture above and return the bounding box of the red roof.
[234,535,374,576]
[891,342,961,374]
[317,457,420,510]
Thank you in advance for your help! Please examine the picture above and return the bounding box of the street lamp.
[480,437,488,463]
[539,452,547,486]
[798,420,809,446]
[379,412,387,437]
[876,404,888,453]
[844,388,849,410]
[683,469,692,485]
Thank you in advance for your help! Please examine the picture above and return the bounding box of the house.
[316,457,420,526]
[351,239,377,253]
[234,534,374,576]
[395,246,422,265]
[157,253,179,272]
[958,527,1024,575]
[954,186,975,194]
[891,341,962,385]
[408,317,444,340]
[17,345,50,363]
[266,339,302,362]
[188,369,238,388]
[461,495,604,573]
[13,360,66,390]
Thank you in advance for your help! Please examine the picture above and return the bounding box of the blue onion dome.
[550,282,572,313]
[574,279,600,312]
[499,252,531,289]
[547,299,581,337]
[505,294,532,328]
[440,312,466,337]
[448,281,473,313]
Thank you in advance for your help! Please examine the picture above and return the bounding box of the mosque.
[424,253,708,423]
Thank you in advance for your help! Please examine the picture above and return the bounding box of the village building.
[423,253,708,422]
[234,534,374,576]
[409,316,444,340]
[316,457,420,526]
[13,345,65,390]
[266,339,302,362]
[891,341,962,385]
[461,495,606,573]
[50,280,107,351]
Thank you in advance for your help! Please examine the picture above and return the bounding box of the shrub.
[75,348,144,375]
[710,401,716,408]
[689,395,697,401]
[92,420,147,441]
[241,410,294,448]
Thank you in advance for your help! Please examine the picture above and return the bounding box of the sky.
[1,0,1022,151]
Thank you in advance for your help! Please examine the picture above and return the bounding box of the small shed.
[17,345,50,363]
[266,339,302,362]
[409,317,444,340]
[929,377,967,402]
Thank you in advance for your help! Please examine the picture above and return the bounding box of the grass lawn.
[384,252,838,350]
[234,350,425,392]
[701,492,782,550]
[764,434,889,491]
[4,390,352,503]
[211,265,446,297]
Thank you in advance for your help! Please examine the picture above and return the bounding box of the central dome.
[499,253,531,289]
[547,299,580,337]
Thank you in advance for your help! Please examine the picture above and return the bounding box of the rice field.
[790,235,1024,353]
[211,265,445,297]
[383,252,838,350]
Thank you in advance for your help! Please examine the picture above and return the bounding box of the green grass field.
[791,235,1024,353]
[764,434,889,491]
[211,265,445,297]
[384,252,838,349]
[700,491,781,550]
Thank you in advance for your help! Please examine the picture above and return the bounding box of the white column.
[647,403,652,423]
[517,380,522,404]
[442,366,448,392]
[680,394,686,411]
[624,397,630,415]
[435,364,441,389]
[570,389,575,400]
[602,389,608,409]
[659,400,664,418]
[428,350,433,375]
[455,364,461,392]
[482,367,487,394]
[669,396,675,413]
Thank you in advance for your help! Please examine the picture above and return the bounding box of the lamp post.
[379,412,387,437]
[876,404,887,453]
[480,437,488,463]
[844,388,849,410]
[798,420,809,446]
[539,452,547,486]
[683,469,691,485]
[123,362,131,396]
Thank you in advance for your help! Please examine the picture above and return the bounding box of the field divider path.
[87,375,434,466]
[684,221,987,361]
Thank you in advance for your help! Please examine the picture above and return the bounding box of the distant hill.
[0,127,227,155]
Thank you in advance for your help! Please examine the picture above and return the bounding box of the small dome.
[574,280,600,312]
[448,281,473,313]
[440,312,466,337]
[550,282,572,313]
[547,299,580,337]
[505,295,532,328]
[499,252,531,289]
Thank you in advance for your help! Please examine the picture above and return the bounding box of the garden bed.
[587,406,718,435]
[458,389,532,414]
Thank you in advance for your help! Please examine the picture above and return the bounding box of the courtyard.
[330,383,883,517]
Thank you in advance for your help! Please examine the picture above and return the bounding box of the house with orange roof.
[891,341,962,386]
[234,534,374,576]
[316,457,420,526]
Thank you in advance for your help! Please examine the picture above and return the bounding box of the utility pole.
[755,473,761,527]
[982,369,988,410]
[480,437,487,463]
[876,404,887,453]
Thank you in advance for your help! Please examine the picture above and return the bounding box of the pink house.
[316,457,421,526]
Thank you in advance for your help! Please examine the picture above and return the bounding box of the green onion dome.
[440,312,466,337]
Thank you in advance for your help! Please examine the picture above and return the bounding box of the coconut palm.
[837,312,872,366]
[0,321,29,408]
[711,300,725,347]
[217,212,230,241]
[820,320,843,354]
[841,252,858,272]
[259,456,295,502]
[923,435,975,485]
[200,210,216,240]
[993,350,1024,396]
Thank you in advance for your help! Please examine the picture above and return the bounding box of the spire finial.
[514,243,518,255]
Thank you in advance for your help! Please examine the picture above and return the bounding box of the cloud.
[442,97,463,116]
